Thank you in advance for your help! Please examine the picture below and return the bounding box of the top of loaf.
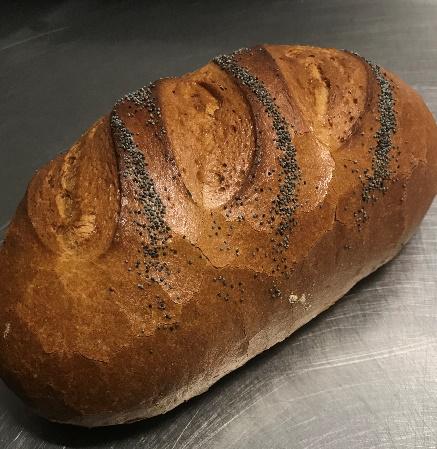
[108,44,399,277]
[20,44,437,307]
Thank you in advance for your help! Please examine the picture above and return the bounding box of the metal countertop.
[0,1,436,447]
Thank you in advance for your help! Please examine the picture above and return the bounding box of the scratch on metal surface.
[189,380,300,448]
[297,325,365,340]
[355,282,436,294]
[0,27,68,52]
[0,221,9,244]
[179,411,219,449]
[234,414,317,448]
[300,425,348,449]
[0,221,9,233]
[170,409,199,449]
[6,430,23,449]
[307,341,434,369]
[255,381,383,413]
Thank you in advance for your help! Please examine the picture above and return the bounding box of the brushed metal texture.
[0,1,436,447]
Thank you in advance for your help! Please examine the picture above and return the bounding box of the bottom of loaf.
[41,257,389,428]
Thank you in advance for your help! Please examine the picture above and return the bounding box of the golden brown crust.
[0,45,436,427]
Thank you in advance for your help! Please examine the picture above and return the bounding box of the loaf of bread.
[0,45,436,427]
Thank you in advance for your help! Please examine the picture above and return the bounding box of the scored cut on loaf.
[0,44,436,427]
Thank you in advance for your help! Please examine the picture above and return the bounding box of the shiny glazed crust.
[0,45,436,427]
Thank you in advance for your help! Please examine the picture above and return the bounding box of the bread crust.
[0,45,436,427]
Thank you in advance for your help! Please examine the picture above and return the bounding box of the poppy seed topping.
[111,84,170,283]
[213,49,300,244]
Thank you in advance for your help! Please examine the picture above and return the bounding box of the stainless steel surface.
[0,1,436,447]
